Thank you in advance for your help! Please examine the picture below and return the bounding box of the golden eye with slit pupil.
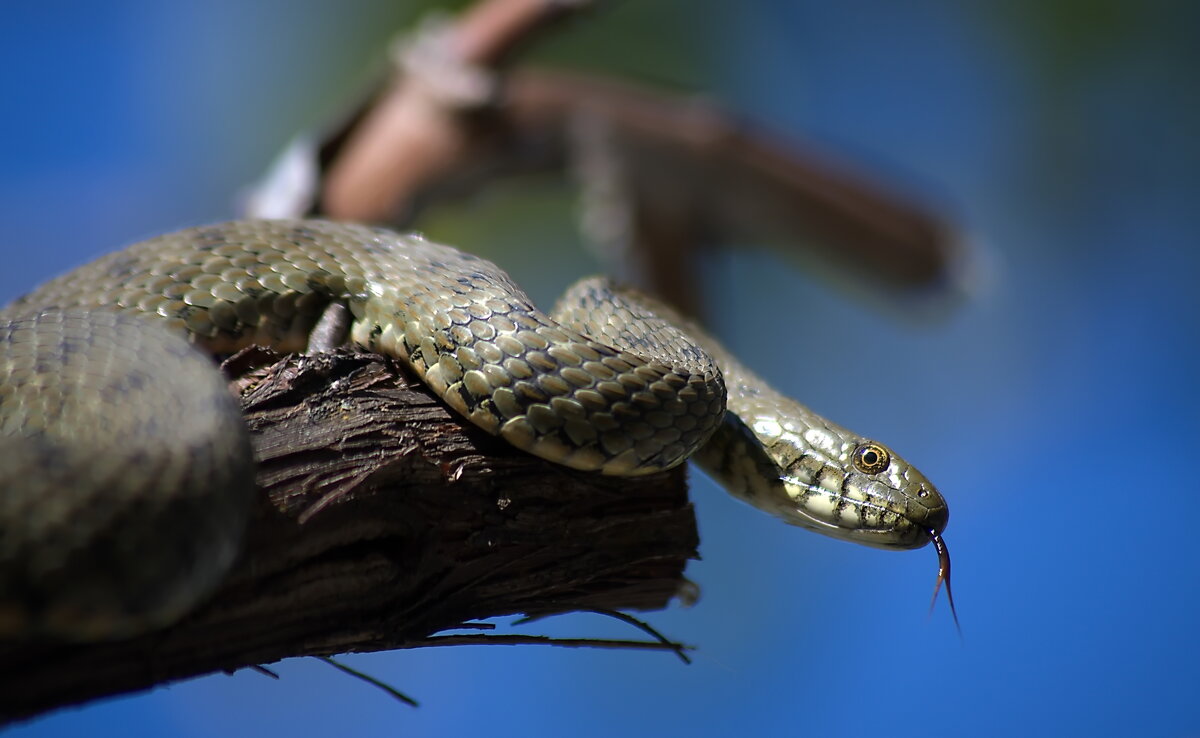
[852,443,891,474]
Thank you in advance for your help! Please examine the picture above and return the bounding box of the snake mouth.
[928,530,962,636]
[780,478,933,549]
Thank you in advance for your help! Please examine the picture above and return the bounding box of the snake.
[0,219,953,640]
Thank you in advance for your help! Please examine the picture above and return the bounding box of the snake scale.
[0,219,952,640]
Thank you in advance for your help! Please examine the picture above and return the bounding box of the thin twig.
[316,656,420,708]
[515,609,692,664]
[417,633,694,656]
[248,664,280,680]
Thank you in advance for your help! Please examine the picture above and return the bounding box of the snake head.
[773,430,959,631]
[701,402,949,551]
[772,432,949,551]
[839,439,948,549]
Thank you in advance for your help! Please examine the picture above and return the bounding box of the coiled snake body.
[0,220,950,639]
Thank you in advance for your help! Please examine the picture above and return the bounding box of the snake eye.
[852,443,891,475]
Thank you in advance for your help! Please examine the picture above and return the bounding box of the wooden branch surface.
[0,350,698,723]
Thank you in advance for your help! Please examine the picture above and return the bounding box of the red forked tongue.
[928,531,962,638]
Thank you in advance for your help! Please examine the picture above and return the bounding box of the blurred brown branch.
[295,0,960,315]
[319,0,598,220]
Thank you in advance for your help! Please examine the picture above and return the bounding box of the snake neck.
[691,385,839,531]
[691,363,940,549]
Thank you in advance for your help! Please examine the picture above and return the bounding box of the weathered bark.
[0,350,698,722]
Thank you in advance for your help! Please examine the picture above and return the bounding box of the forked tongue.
[928,531,962,638]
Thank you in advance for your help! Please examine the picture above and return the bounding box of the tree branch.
[0,350,697,723]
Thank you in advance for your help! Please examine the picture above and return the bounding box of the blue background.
[3,2,1198,736]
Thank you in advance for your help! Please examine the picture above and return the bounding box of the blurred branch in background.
[248,0,962,316]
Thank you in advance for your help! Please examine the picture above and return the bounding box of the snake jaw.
[773,465,947,551]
